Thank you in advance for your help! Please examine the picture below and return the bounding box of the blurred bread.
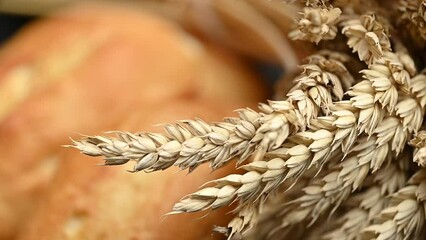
[0,3,265,239]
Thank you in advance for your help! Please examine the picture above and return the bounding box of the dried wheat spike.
[71,53,426,239]
[300,0,330,7]
[289,6,342,44]
[212,166,324,239]
[71,51,351,172]
[243,151,407,240]
[321,154,409,240]
[283,0,330,7]
[275,137,392,228]
[341,14,391,65]
[410,72,426,108]
[322,188,388,240]
[240,175,314,240]
[169,52,426,231]
[348,51,414,136]
[168,107,353,214]
[362,168,426,240]
[74,51,416,214]
[219,202,260,240]
[399,0,426,42]
[169,64,425,215]
[409,130,426,167]
[253,58,424,231]
[270,142,398,232]
[288,51,354,123]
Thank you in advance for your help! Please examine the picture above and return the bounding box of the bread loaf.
[0,3,265,239]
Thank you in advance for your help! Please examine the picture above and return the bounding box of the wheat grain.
[289,6,342,44]
[321,153,409,240]
[363,169,426,240]
[341,14,391,65]
[409,130,426,167]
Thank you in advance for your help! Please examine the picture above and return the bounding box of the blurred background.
[0,0,298,82]
[0,9,31,44]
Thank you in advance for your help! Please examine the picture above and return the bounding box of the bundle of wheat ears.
[71,0,426,239]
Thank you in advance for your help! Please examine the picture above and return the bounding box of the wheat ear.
[321,153,409,240]
[398,0,426,45]
[362,168,426,239]
[409,130,426,167]
[70,51,352,172]
[164,11,426,229]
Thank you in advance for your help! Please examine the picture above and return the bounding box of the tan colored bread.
[0,3,265,239]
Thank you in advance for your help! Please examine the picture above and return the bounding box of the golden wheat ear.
[72,0,426,239]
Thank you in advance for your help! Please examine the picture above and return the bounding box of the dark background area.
[0,14,32,44]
